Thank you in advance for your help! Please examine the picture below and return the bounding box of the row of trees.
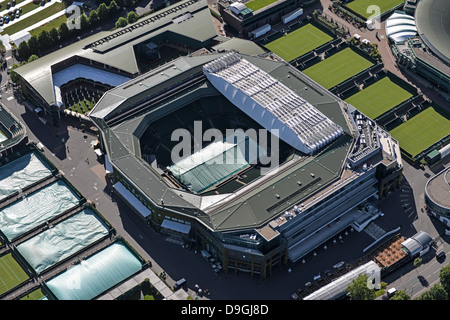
[345,261,450,300]
[16,0,125,61]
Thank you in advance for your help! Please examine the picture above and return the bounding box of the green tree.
[9,63,20,83]
[49,27,60,44]
[97,2,109,20]
[345,274,375,300]
[38,30,53,52]
[115,16,128,28]
[390,289,410,300]
[418,284,448,300]
[78,13,90,31]
[440,264,450,295]
[17,41,31,61]
[127,11,138,23]
[413,257,422,271]
[28,54,39,62]
[89,9,100,26]
[58,21,72,41]
[27,35,40,55]
[108,0,119,15]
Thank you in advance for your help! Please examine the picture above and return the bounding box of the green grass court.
[245,0,278,11]
[302,47,374,89]
[20,288,45,300]
[345,0,405,19]
[264,23,333,62]
[0,253,29,295]
[390,106,450,157]
[345,77,414,119]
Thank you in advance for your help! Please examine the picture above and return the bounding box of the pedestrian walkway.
[96,267,190,300]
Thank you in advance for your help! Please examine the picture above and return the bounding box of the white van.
[173,278,186,290]
[387,288,397,298]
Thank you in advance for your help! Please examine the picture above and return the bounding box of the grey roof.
[15,0,217,106]
[402,230,433,256]
[425,167,450,210]
[415,0,450,64]
[211,37,267,56]
[90,53,355,232]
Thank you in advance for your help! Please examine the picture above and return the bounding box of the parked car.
[387,287,397,298]
[0,17,3,26]
[437,251,445,259]
[4,16,9,23]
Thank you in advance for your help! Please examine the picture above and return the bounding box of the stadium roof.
[425,167,450,210]
[415,0,450,64]
[14,0,217,107]
[90,52,354,232]
[203,53,344,154]
[385,11,417,44]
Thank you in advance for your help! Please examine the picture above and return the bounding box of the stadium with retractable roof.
[90,48,403,279]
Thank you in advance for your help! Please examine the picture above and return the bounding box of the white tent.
[385,11,417,44]
[10,30,31,47]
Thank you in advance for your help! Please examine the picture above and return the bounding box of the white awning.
[161,219,191,234]
[385,11,417,44]
[113,181,152,218]
[105,154,113,174]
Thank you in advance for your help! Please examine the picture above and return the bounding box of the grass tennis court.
[390,106,450,157]
[302,47,374,89]
[245,0,278,11]
[20,288,45,300]
[345,77,414,119]
[264,23,333,62]
[345,0,405,19]
[0,253,29,295]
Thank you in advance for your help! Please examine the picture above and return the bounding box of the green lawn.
[0,253,29,295]
[29,13,67,36]
[346,0,405,19]
[390,106,450,157]
[345,77,414,119]
[303,47,374,89]
[245,0,278,11]
[20,288,45,300]
[265,23,333,62]
[1,2,65,35]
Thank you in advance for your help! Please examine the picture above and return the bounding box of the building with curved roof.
[388,2,450,93]
[89,47,404,278]
[414,0,450,65]
[425,167,450,227]
[385,11,417,44]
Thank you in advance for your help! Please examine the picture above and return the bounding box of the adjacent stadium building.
[217,0,306,39]
[425,167,450,228]
[387,0,450,94]
[89,49,403,279]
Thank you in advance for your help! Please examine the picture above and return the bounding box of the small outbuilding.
[401,230,433,257]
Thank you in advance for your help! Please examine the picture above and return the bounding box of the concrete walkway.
[96,267,190,300]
